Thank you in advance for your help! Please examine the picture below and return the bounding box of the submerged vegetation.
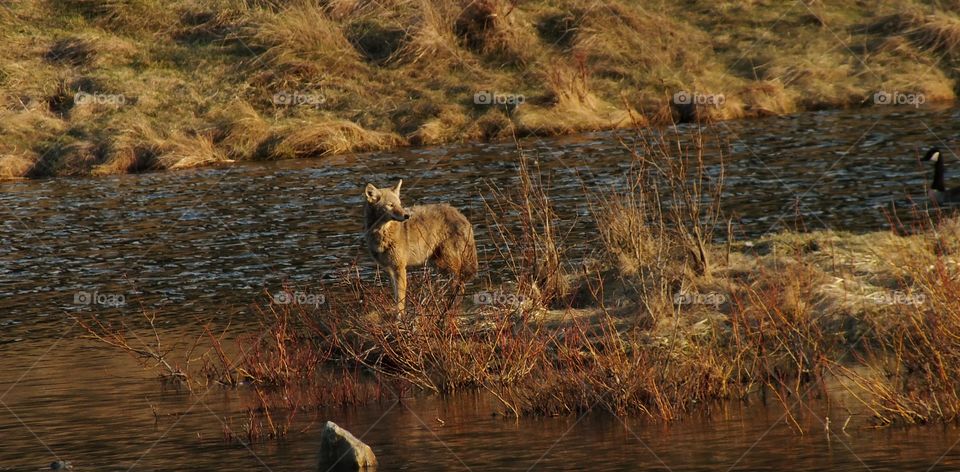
[75,119,960,444]
[5,0,960,177]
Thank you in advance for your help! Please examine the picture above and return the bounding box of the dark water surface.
[3,105,960,470]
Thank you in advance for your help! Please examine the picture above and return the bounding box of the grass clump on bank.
[4,0,960,178]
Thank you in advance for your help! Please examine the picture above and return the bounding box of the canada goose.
[922,147,960,204]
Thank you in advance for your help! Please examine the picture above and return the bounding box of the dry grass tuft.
[908,11,960,55]
[594,186,661,276]
[516,61,630,135]
[246,0,362,83]
[453,0,538,65]
[408,104,472,145]
[209,101,272,160]
[739,80,798,116]
[0,154,36,179]
[271,119,406,159]
[393,0,465,66]
[0,108,66,177]
[161,133,231,170]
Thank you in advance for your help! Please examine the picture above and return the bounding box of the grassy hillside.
[3,0,960,178]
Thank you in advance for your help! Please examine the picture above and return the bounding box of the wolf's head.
[364,180,410,222]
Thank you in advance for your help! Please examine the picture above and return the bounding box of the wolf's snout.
[402,213,411,221]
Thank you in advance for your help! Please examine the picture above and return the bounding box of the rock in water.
[318,421,377,470]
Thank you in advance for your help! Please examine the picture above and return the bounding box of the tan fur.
[363,180,478,313]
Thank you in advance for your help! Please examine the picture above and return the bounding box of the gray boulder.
[318,421,377,471]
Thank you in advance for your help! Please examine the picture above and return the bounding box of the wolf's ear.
[392,179,403,195]
[364,183,380,202]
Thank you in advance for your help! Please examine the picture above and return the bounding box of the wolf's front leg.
[396,266,407,316]
[385,267,401,315]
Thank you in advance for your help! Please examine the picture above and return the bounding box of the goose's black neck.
[932,155,946,191]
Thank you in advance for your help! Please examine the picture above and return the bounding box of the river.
[2,104,959,470]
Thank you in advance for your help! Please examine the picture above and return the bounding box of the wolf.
[363,180,478,313]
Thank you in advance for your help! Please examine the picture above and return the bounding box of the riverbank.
[312,218,960,424]
[3,0,960,178]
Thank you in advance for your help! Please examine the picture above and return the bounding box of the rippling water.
[3,105,960,470]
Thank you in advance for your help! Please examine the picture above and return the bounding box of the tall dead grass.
[596,116,726,279]
[828,215,960,426]
[483,147,571,307]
